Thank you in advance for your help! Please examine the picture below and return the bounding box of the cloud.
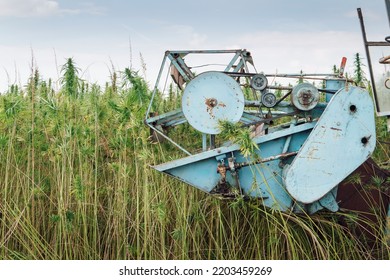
[0,0,61,17]
[0,0,105,17]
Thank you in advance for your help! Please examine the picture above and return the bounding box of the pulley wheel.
[291,83,319,111]
[261,92,277,108]
[182,71,245,134]
[251,74,268,91]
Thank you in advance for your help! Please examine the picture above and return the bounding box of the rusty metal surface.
[145,48,385,219]
[170,65,185,89]
[337,158,390,248]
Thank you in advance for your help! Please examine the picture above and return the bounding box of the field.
[0,59,389,260]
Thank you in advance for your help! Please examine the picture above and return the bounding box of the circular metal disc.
[291,83,319,111]
[250,74,268,91]
[182,71,245,134]
[261,92,277,108]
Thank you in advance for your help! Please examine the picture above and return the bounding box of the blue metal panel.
[153,121,316,172]
[146,49,382,217]
[307,187,339,214]
[231,137,295,211]
[325,79,346,102]
[153,86,375,213]
[162,158,221,193]
[284,86,376,204]
[146,108,183,124]
[153,121,315,212]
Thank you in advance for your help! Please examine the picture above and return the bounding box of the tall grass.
[0,59,389,260]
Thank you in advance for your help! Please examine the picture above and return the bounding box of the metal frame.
[145,49,342,155]
[144,48,381,216]
[357,7,390,116]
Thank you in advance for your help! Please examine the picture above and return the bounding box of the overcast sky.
[0,0,389,92]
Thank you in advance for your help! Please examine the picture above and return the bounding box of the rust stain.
[205,98,217,118]
[205,98,226,117]
[337,158,390,250]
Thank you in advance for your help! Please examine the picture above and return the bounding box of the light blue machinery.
[143,3,390,243]
[145,49,379,214]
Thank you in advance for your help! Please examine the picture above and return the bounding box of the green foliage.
[353,53,366,87]
[0,58,388,261]
[73,176,85,201]
[218,120,259,158]
[3,95,24,119]
[60,58,81,97]
[332,64,339,75]
[122,68,149,107]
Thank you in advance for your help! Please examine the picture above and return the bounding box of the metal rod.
[281,121,296,154]
[241,112,297,127]
[145,53,192,156]
[318,88,338,94]
[270,75,353,82]
[168,53,191,82]
[202,134,207,152]
[149,125,192,156]
[365,42,390,46]
[266,73,338,77]
[210,135,216,149]
[357,8,382,113]
[176,55,195,79]
[274,90,292,107]
[232,59,244,73]
[244,100,261,107]
[281,137,292,155]
[224,72,336,77]
[232,151,298,169]
[268,85,292,90]
[386,0,390,29]
[168,49,243,54]
[145,54,168,119]
[224,51,242,72]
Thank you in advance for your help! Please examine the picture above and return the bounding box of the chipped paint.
[285,86,376,204]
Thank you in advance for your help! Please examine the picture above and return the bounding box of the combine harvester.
[145,5,390,237]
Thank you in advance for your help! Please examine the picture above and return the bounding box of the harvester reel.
[145,49,389,224]
[181,71,245,135]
